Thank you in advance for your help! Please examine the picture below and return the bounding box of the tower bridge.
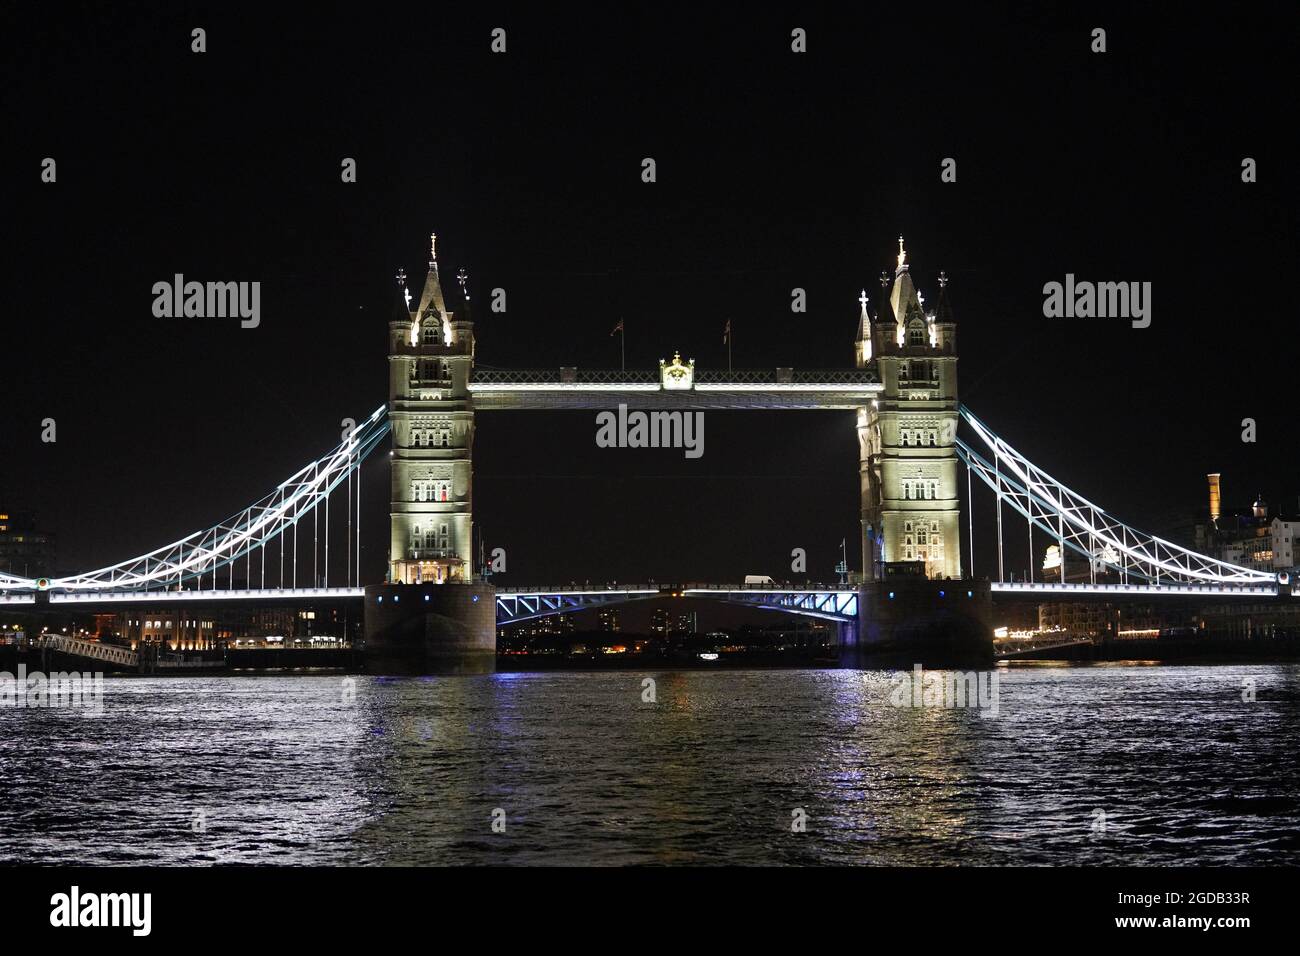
[2,233,1288,672]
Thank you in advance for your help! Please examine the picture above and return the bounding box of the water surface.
[2,665,1298,865]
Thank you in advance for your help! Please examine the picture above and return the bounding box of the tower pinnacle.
[896,235,908,273]
[430,232,438,263]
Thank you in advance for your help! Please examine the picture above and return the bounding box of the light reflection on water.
[2,665,1298,865]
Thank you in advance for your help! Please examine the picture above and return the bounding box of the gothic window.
[908,321,926,346]
[434,479,452,502]
[423,523,449,551]
[433,423,452,446]
[421,315,442,345]
[899,361,910,380]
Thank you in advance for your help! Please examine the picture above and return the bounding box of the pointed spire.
[856,289,869,341]
[415,231,448,319]
[392,267,412,323]
[891,251,925,326]
[873,271,895,324]
[456,267,472,321]
[935,270,956,324]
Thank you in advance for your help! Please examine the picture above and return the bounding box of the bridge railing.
[472,369,658,385]
[495,582,854,595]
[470,368,879,387]
[37,634,138,667]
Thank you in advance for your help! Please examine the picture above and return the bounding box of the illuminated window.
[421,316,441,345]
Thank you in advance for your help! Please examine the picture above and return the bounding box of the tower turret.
[870,270,896,359]
[387,232,477,585]
[855,289,873,367]
[933,271,957,353]
[856,238,962,580]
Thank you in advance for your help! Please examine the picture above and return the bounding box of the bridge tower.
[856,239,963,581]
[386,233,477,585]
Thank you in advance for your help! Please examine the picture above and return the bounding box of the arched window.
[421,319,441,345]
[907,321,926,346]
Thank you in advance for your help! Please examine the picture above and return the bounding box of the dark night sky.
[3,5,1296,593]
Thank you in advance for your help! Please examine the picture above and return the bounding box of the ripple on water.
[1,666,1298,865]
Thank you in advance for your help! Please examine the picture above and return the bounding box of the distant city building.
[0,509,55,578]
[508,613,577,640]
[597,608,620,632]
[111,605,351,651]
[1194,478,1300,574]
[648,607,697,634]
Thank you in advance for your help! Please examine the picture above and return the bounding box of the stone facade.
[856,241,963,581]
[387,236,476,584]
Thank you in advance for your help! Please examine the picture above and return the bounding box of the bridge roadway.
[0,580,1281,616]
[492,580,1284,625]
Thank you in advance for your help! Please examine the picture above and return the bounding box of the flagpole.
[728,323,733,373]
[621,320,625,371]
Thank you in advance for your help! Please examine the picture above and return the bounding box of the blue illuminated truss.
[494,584,859,626]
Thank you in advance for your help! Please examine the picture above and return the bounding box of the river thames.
[2,665,1298,865]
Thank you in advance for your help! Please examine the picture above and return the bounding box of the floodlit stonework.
[387,235,476,585]
[857,240,963,580]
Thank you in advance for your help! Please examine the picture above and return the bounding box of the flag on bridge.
[723,319,731,344]
[610,319,624,336]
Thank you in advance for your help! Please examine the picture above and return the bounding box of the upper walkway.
[468,368,883,409]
